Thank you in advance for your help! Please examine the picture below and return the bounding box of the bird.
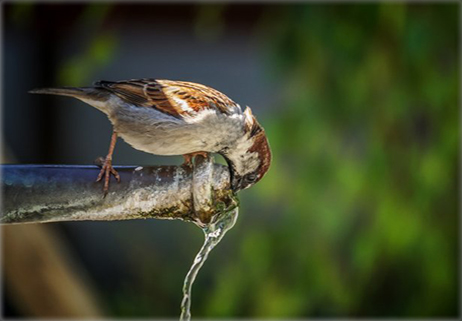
[29,79,272,195]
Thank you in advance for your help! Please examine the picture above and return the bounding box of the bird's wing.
[94,79,239,118]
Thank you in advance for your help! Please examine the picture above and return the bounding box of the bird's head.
[222,106,272,192]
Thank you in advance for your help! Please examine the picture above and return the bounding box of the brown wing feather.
[94,79,238,118]
[157,80,238,115]
[95,80,149,106]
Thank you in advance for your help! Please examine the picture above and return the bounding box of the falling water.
[179,206,239,321]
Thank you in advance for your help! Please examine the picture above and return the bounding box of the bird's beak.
[223,155,242,192]
[231,174,243,192]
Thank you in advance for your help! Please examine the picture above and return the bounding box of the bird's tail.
[29,86,109,100]
[29,86,112,113]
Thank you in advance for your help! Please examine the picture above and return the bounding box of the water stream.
[179,206,239,321]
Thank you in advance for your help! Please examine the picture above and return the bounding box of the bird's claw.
[182,154,194,168]
[182,152,209,168]
[96,157,120,196]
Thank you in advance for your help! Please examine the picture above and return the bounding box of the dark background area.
[2,2,460,319]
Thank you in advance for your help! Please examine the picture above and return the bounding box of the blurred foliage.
[201,3,459,318]
[58,4,116,86]
[9,3,34,28]
[194,4,226,42]
[58,32,117,86]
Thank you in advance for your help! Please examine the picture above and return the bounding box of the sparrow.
[29,79,271,194]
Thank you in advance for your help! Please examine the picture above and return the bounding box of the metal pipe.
[1,156,238,226]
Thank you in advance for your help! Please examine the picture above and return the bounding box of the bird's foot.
[96,156,120,197]
[182,151,209,167]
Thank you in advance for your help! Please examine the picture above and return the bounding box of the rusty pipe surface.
[1,156,238,226]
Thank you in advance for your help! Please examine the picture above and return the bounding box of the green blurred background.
[2,2,459,319]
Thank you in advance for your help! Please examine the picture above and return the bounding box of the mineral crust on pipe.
[1,157,237,225]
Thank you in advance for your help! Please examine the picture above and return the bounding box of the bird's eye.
[246,173,257,182]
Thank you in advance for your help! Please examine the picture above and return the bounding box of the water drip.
[180,206,239,321]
